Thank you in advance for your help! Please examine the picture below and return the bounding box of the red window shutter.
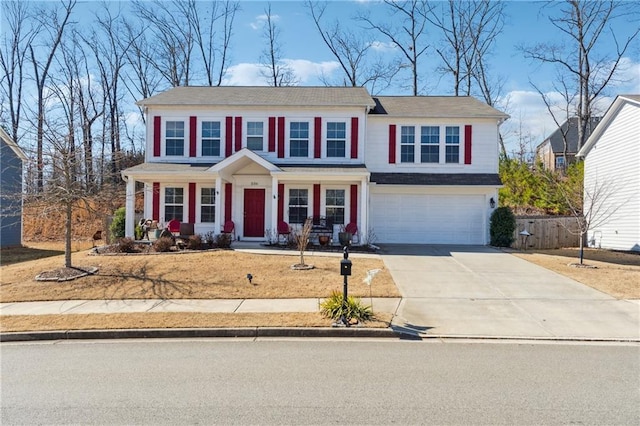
[313,184,321,218]
[189,116,197,157]
[314,117,322,158]
[350,185,358,224]
[225,183,232,222]
[388,124,396,164]
[153,117,161,157]
[277,117,285,158]
[351,117,358,159]
[188,183,196,223]
[464,125,472,164]
[234,116,242,152]
[268,117,276,152]
[152,182,160,220]
[277,183,284,222]
[225,116,233,157]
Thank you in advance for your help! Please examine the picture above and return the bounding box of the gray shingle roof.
[138,86,376,108]
[370,173,502,186]
[540,117,602,154]
[370,96,509,119]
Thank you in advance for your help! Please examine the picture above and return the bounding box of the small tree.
[490,206,516,247]
[294,218,313,266]
[110,206,126,240]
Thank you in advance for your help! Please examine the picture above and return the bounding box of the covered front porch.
[121,149,370,243]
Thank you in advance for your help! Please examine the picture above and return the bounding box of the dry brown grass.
[0,244,399,303]
[0,312,394,332]
[510,247,640,299]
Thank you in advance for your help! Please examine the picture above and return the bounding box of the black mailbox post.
[340,246,352,326]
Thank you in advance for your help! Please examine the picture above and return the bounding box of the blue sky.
[6,0,640,155]
[218,0,639,153]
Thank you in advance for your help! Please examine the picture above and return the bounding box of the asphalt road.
[2,339,639,425]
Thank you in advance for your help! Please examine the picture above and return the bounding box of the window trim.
[420,125,440,163]
[201,120,222,157]
[287,187,312,225]
[326,121,347,158]
[162,186,185,223]
[288,121,310,158]
[164,120,186,157]
[246,120,265,151]
[445,126,460,164]
[323,187,347,226]
[400,125,415,163]
[199,186,216,223]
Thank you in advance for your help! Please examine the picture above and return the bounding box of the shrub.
[215,233,232,248]
[116,237,136,253]
[153,237,174,252]
[110,207,126,240]
[186,234,202,250]
[490,206,516,247]
[320,290,373,322]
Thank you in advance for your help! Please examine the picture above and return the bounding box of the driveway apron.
[380,245,640,340]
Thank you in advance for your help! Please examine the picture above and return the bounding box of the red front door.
[243,189,265,238]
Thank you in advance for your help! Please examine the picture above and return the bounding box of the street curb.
[0,327,403,342]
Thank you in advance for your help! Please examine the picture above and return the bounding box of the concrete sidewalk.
[0,298,402,316]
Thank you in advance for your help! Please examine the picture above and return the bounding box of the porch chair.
[221,220,236,240]
[277,221,291,245]
[167,218,181,236]
[345,222,359,244]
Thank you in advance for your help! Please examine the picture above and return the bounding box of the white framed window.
[200,187,215,223]
[325,189,345,225]
[164,187,184,221]
[420,126,439,163]
[290,122,309,157]
[555,156,565,169]
[247,121,264,151]
[201,121,221,156]
[165,121,185,156]
[400,126,415,163]
[445,126,460,163]
[326,122,346,157]
[288,188,309,224]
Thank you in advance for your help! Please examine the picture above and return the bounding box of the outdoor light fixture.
[489,197,496,208]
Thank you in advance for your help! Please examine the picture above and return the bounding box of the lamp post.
[340,246,352,326]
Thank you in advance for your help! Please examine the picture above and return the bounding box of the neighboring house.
[576,95,640,252]
[0,127,27,248]
[536,116,601,171]
[122,87,508,245]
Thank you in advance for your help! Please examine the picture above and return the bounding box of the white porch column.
[125,177,136,238]
[214,178,223,233]
[360,177,369,242]
[271,176,279,233]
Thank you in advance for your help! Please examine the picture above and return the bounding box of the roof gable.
[0,127,27,161]
[577,95,640,158]
[208,148,281,175]
[537,116,602,154]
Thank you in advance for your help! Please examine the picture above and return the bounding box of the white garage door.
[370,192,486,244]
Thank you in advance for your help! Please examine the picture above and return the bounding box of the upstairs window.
[325,189,345,225]
[200,188,215,223]
[247,121,264,151]
[445,126,460,163]
[165,121,184,156]
[326,122,346,157]
[400,126,415,163]
[288,189,308,224]
[164,187,184,222]
[420,126,439,163]
[201,121,221,156]
[290,122,309,157]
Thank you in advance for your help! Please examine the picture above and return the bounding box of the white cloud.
[222,59,341,86]
[249,13,280,30]
[370,41,396,52]
[607,56,640,92]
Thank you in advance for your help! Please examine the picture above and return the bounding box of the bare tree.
[307,1,399,92]
[521,0,639,151]
[357,0,432,95]
[0,0,36,144]
[259,4,297,86]
[29,0,76,192]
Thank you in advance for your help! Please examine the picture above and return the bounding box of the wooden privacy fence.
[512,216,580,250]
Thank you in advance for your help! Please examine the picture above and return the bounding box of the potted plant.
[338,225,352,247]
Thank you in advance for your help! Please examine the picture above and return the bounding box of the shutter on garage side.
[388,124,396,164]
[465,125,472,164]
[153,117,161,157]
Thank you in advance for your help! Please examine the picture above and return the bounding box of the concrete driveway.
[380,245,639,340]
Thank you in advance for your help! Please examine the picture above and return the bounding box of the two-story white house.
[122,86,508,245]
